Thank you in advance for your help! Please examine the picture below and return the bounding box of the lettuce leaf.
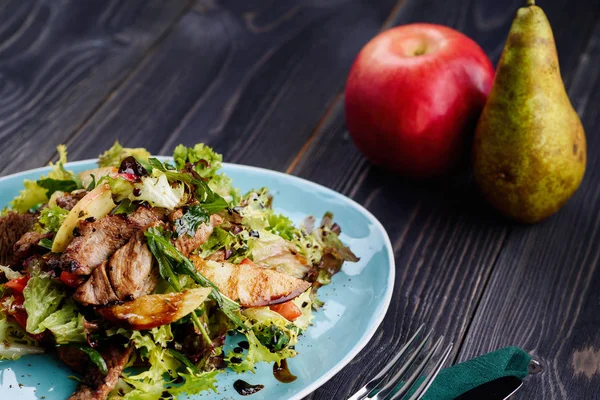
[166,369,218,397]
[39,205,69,233]
[134,174,184,210]
[37,300,86,344]
[10,145,80,213]
[9,180,48,213]
[102,173,185,210]
[120,328,179,399]
[208,173,239,204]
[174,205,209,238]
[226,308,299,373]
[173,144,222,178]
[267,213,298,241]
[98,141,151,168]
[0,311,43,360]
[225,329,296,373]
[23,271,66,334]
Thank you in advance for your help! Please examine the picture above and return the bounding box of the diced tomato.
[60,271,83,288]
[4,275,29,293]
[240,258,256,266]
[270,300,303,321]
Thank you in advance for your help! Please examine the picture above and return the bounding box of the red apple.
[345,23,494,178]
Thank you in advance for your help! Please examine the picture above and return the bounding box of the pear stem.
[526,0,535,5]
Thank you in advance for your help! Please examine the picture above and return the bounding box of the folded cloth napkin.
[419,346,531,399]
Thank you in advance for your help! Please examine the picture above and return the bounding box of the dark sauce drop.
[238,340,250,349]
[233,380,264,396]
[273,359,297,383]
[118,156,148,178]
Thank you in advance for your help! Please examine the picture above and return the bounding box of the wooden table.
[1,0,598,398]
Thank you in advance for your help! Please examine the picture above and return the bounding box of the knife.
[454,376,523,400]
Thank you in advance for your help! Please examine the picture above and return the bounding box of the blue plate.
[0,160,395,400]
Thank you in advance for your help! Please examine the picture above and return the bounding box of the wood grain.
[290,0,600,399]
[0,0,598,399]
[456,16,600,399]
[0,0,191,176]
[63,0,399,171]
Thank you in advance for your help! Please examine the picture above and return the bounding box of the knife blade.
[454,376,523,400]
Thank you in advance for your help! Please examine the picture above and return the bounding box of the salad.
[0,142,358,399]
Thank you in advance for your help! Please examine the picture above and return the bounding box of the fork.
[348,325,453,400]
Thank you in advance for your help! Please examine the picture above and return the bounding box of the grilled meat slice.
[191,257,311,307]
[73,261,119,305]
[12,231,53,265]
[67,345,132,400]
[109,231,157,300]
[0,212,37,265]
[173,214,222,256]
[61,207,162,275]
[74,232,158,306]
[97,287,211,330]
[55,190,87,211]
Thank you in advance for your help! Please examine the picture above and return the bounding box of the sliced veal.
[74,231,158,306]
[191,256,311,307]
[60,206,163,275]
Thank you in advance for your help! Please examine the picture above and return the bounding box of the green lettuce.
[102,173,185,210]
[39,205,69,233]
[37,300,86,344]
[10,145,80,213]
[173,144,222,178]
[226,308,299,373]
[135,174,184,210]
[166,369,218,397]
[208,173,239,203]
[0,311,43,360]
[23,271,66,334]
[119,327,179,399]
[199,227,250,263]
[98,141,151,168]
[10,180,48,213]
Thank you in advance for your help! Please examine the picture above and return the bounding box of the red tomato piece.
[60,271,83,288]
[270,300,303,321]
[4,276,29,293]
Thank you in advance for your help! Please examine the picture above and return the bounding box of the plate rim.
[0,159,396,400]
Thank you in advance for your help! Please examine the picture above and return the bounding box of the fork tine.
[379,335,444,400]
[347,324,426,400]
[401,342,454,400]
[368,330,434,400]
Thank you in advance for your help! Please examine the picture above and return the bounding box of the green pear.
[473,0,586,223]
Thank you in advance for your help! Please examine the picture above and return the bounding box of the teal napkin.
[420,346,531,399]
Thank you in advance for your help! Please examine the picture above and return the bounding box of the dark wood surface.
[1,0,599,398]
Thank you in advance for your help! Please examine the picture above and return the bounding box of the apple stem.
[526,0,535,5]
